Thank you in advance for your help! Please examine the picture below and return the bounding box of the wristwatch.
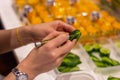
[12,67,28,80]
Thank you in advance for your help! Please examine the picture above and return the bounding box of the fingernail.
[67,35,70,39]
[62,33,69,39]
[65,33,69,39]
[73,39,77,43]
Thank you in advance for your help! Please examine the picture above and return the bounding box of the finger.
[55,40,76,58]
[54,52,69,67]
[45,33,69,48]
[56,54,67,67]
[42,31,65,41]
[51,20,75,33]
[35,32,60,48]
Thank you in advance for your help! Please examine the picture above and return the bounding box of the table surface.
[0,0,56,80]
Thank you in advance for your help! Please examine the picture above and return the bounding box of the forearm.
[3,72,16,80]
[0,26,33,54]
[4,60,39,80]
[0,29,14,53]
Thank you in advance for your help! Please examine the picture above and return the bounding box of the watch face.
[17,74,28,80]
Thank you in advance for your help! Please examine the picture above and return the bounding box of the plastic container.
[56,71,102,80]
[109,36,120,56]
[79,38,120,74]
[102,71,120,80]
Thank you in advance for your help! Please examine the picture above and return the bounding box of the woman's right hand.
[17,32,76,80]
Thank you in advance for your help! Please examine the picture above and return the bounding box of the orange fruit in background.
[27,0,39,6]
[15,0,27,8]
[112,22,120,30]
[78,27,88,37]
[31,16,42,25]
[27,10,37,21]
[14,0,120,38]
[86,26,98,35]
[43,15,54,22]
[101,22,112,32]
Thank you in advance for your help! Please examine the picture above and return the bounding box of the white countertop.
[0,0,56,80]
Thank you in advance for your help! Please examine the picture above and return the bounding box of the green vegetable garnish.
[102,57,120,66]
[95,61,108,67]
[108,76,120,80]
[90,55,100,62]
[58,52,81,73]
[102,57,113,66]
[93,43,102,51]
[69,30,81,42]
[58,66,80,73]
[100,48,110,57]
[84,44,93,53]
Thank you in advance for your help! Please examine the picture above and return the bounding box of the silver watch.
[12,67,28,80]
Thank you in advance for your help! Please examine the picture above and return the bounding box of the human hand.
[17,32,76,79]
[18,20,75,45]
[30,20,75,42]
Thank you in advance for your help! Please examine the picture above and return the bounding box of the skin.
[0,21,76,80]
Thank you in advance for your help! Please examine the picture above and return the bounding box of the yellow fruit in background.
[28,0,39,5]
[56,0,69,8]
[113,22,120,30]
[27,10,37,21]
[105,16,116,23]
[40,11,49,19]
[101,11,109,18]
[31,16,42,25]
[14,0,120,39]
[43,15,54,22]
[78,27,88,37]
[35,4,46,12]
[86,26,98,35]
[73,21,80,29]
[15,0,26,8]
[53,7,66,19]
[101,22,112,32]
[66,6,77,16]
[96,18,104,25]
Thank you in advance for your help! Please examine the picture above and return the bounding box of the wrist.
[17,63,36,80]
[20,26,34,44]
[15,26,34,46]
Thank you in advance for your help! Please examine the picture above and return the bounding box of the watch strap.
[12,67,28,79]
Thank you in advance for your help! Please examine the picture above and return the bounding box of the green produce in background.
[92,43,102,51]
[102,57,113,66]
[102,57,120,66]
[84,44,93,53]
[69,30,81,42]
[58,52,81,73]
[108,76,120,80]
[110,58,120,66]
[94,61,108,67]
[90,55,100,62]
[66,52,80,59]
[61,55,81,67]
[58,66,80,73]
[100,48,110,57]
[84,43,120,68]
